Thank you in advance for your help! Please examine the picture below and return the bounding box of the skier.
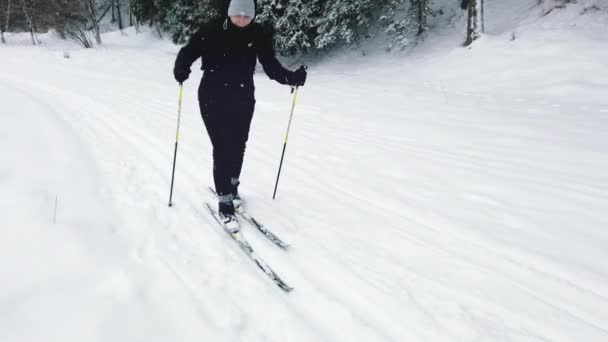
[173,0,307,233]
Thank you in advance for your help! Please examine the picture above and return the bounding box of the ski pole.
[273,86,299,200]
[168,83,184,207]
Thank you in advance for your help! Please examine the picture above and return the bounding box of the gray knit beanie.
[228,0,255,18]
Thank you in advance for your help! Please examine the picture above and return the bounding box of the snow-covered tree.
[382,0,429,51]
[161,0,218,43]
[314,0,390,50]
[257,0,320,56]
[127,0,433,54]
[130,0,163,26]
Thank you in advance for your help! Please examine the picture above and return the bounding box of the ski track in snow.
[2,7,608,341]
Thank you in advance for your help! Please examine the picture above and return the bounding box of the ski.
[205,203,294,292]
[208,186,291,249]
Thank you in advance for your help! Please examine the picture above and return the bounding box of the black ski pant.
[199,97,255,198]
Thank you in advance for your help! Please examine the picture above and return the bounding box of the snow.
[1,1,608,341]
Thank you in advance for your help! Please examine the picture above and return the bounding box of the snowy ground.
[1,1,607,341]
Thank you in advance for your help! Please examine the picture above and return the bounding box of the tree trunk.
[111,0,115,22]
[465,0,481,46]
[116,0,123,30]
[1,0,10,43]
[19,0,36,45]
[129,0,133,26]
[154,21,162,38]
[85,0,101,44]
[416,0,428,36]
[481,0,485,33]
[5,0,11,31]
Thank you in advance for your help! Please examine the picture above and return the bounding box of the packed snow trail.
[2,3,608,341]
[0,75,245,342]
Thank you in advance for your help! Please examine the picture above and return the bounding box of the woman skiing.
[173,0,307,232]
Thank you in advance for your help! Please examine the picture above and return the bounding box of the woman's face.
[230,15,253,28]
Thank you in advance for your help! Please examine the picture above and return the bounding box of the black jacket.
[174,19,295,103]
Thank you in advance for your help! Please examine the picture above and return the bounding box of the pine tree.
[381,0,429,51]
[127,0,434,55]
[257,0,320,56]
[0,0,493,53]
[130,0,162,25]
[315,0,390,50]
[162,0,218,43]
[313,0,422,51]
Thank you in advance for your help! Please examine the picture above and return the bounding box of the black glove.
[173,67,190,84]
[286,65,307,87]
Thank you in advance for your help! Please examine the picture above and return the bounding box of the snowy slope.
[1,1,608,341]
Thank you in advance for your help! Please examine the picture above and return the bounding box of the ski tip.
[279,283,294,292]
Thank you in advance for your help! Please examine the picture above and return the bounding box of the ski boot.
[218,195,240,233]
